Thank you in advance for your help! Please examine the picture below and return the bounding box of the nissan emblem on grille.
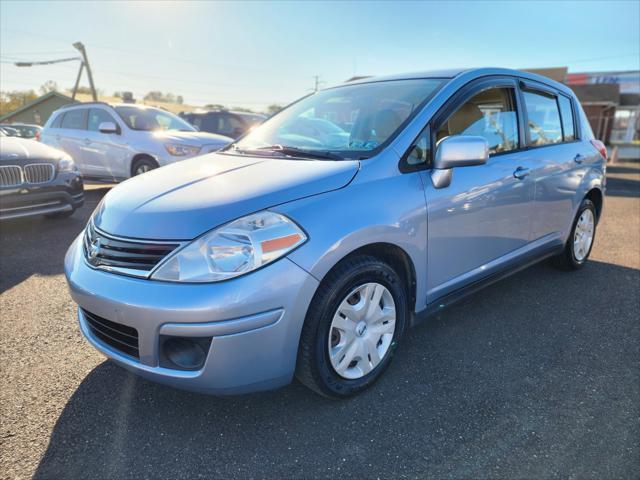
[83,222,181,277]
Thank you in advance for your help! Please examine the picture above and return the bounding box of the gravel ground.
[1,166,639,480]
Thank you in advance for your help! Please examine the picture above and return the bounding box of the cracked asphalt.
[1,162,639,479]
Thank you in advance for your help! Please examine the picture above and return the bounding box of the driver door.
[424,78,534,302]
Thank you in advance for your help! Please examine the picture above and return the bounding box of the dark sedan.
[0,136,84,220]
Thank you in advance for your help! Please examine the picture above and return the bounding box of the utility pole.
[14,42,98,101]
[73,42,97,101]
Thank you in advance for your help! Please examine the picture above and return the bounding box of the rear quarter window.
[558,95,576,141]
[50,113,64,128]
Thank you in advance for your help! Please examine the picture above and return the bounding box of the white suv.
[41,103,232,181]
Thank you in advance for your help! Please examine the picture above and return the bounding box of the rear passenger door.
[517,81,587,242]
[58,108,89,174]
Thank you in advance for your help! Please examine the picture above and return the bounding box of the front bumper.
[64,234,319,394]
[0,172,83,220]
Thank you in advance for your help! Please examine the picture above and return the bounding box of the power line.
[1,28,309,76]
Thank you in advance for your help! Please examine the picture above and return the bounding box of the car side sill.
[411,242,564,327]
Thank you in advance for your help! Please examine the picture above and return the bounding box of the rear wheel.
[552,198,597,270]
[296,255,408,398]
[131,157,158,177]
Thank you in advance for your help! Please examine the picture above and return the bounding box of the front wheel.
[552,198,597,270]
[131,157,158,177]
[296,255,408,398]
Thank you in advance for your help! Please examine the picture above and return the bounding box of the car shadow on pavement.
[33,260,640,479]
[0,188,109,293]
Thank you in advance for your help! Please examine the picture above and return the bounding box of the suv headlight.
[164,143,201,157]
[58,155,78,172]
[151,211,307,283]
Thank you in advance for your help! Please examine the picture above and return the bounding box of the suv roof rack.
[60,101,111,110]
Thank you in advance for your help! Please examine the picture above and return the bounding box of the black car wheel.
[552,198,597,270]
[132,157,158,176]
[296,255,408,398]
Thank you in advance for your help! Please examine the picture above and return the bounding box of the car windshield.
[114,106,196,132]
[232,79,444,159]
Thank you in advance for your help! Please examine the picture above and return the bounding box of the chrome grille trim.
[83,222,183,278]
[0,165,23,187]
[24,163,55,184]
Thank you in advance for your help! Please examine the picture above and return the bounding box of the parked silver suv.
[65,68,606,398]
[41,103,232,181]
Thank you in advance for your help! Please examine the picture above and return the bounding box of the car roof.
[338,67,574,96]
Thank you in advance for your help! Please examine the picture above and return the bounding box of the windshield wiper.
[251,144,344,160]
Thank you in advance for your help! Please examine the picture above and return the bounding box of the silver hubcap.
[136,164,151,175]
[573,209,595,261]
[328,282,396,380]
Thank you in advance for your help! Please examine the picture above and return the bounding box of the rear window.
[523,90,562,146]
[60,109,87,130]
[558,95,576,141]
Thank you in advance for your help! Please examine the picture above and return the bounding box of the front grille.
[84,222,180,276]
[0,166,23,187]
[83,309,139,359]
[24,163,55,184]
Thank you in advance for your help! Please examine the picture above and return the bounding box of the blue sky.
[1,0,639,110]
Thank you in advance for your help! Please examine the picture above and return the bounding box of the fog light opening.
[162,337,209,370]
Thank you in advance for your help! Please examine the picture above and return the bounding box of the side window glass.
[202,115,218,132]
[406,127,430,167]
[60,109,87,130]
[436,87,518,154]
[523,90,562,145]
[88,109,117,132]
[558,95,575,141]
[51,113,64,128]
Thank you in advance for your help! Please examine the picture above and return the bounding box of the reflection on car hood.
[0,137,65,162]
[149,130,233,146]
[94,152,359,240]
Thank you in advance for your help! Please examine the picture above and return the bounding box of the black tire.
[296,255,409,398]
[552,198,597,270]
[131,157,158,177]
[45,208,75,219]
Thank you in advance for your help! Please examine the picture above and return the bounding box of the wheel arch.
[130,153,159,177]
[585,187,603,221]
[312,242,418,314]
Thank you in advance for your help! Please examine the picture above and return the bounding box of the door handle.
[513,166,530,179]
[55,134,61,140]
[83,138,91,145]
[574,154,584,164]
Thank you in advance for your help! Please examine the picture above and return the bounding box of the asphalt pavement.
[1,166,639,480]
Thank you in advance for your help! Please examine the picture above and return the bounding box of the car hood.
[93,152,359,240]
[0,137,65,163]
[148,130,232,146]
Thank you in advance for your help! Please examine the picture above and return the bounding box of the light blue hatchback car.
[65,68,606,397]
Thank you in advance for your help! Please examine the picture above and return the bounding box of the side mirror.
[431,135,488,188]
[98,122,119,134]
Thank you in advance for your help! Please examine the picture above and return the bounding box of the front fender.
[275,168,430,312]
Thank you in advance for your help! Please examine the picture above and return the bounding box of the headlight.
[164,143,201,157]
[151,211,307,283]
[58,155,78,172]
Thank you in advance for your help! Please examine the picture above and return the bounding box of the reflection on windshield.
[234,79,444,159]
[114,106,196,132]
